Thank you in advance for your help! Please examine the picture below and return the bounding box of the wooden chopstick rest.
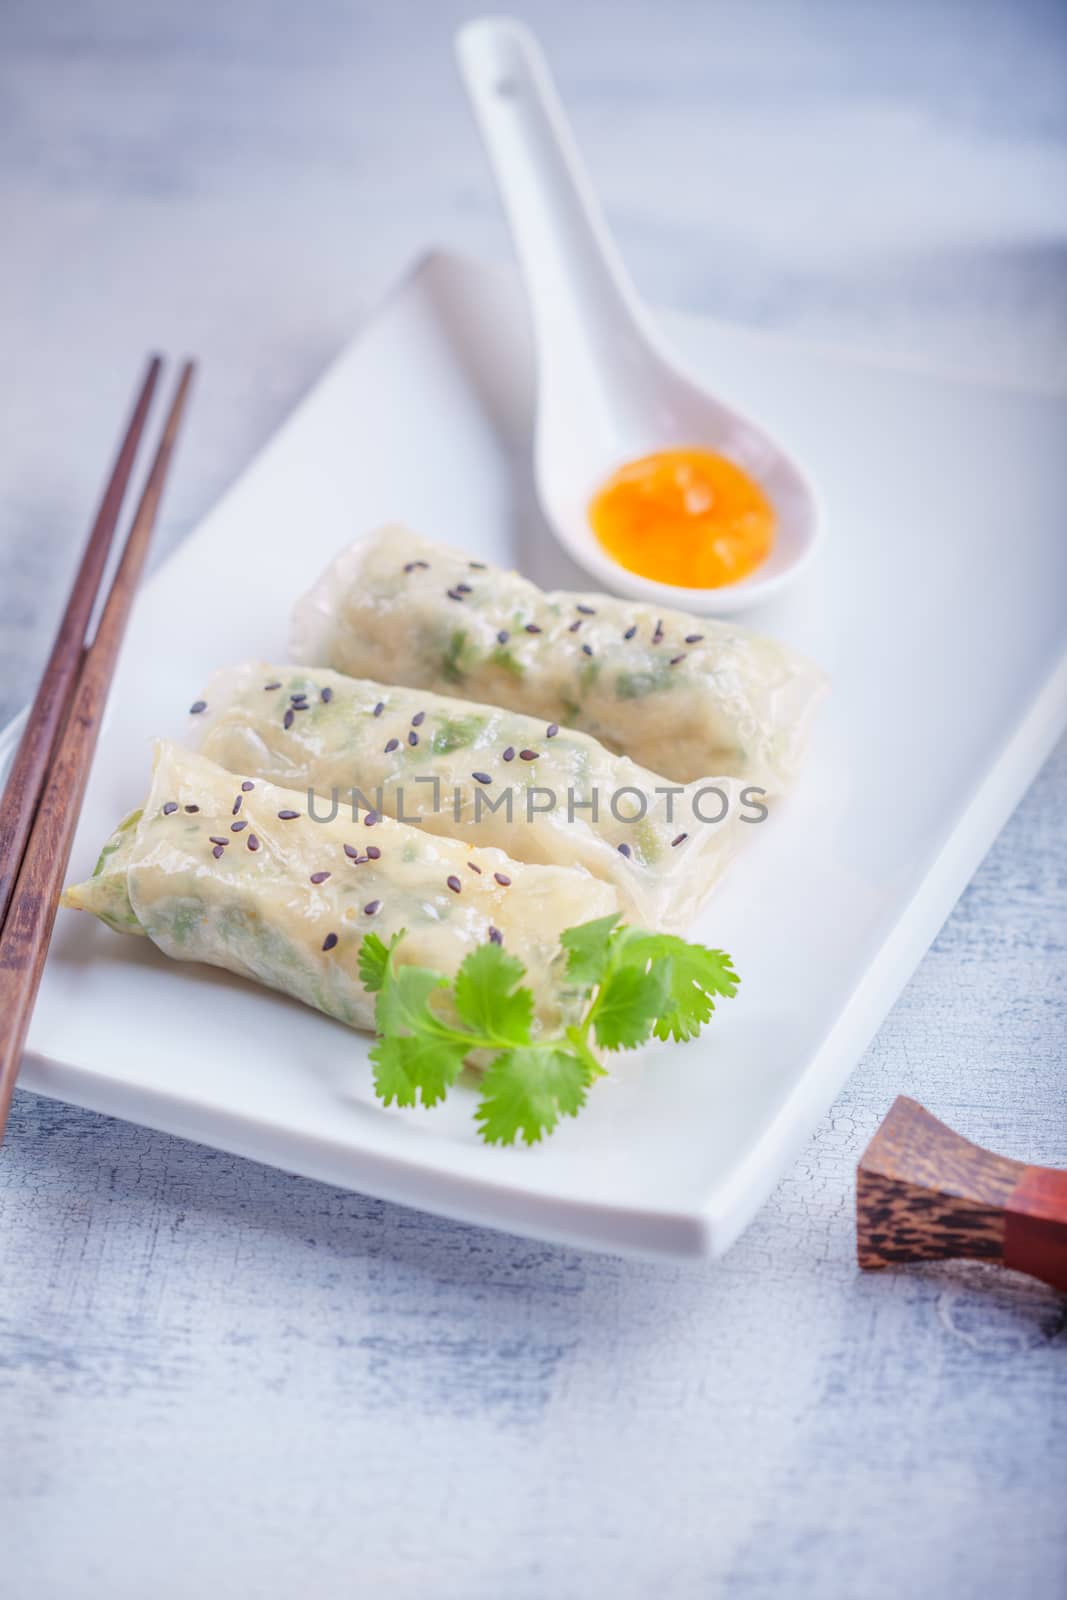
[857,1095,1067,1292]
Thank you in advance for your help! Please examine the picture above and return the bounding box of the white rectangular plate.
[6,251,1066,1259]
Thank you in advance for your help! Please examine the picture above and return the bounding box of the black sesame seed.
[292,702,309,713]
[241,781,254,792]
[310,871,331,884]
[494,872,511,887]
[384,738,399,753]
[568,619,583,633]
[671,833,688,848]
[488,926,503,945]
[496,629,510,645]
[411,711,425,727]
[576,604,596,615]
[456,583,472,595]
[653,620,664,644]
[581,643,594,657]
[546,723,559,738]
[524,623,542,634]
[403,558,430,573]
[617,841,632,857]
[232,796,242,815]
[373,701,385,717]
[189,700,207,714]
[685,633,704,644]
[184,804,199,814]
[519,749,539,761]
[624,625,637,640]
[290,692,308,704]
[283,709,295,730]
[278,809,300,820]
[365,845,381,860]
[670,654,686,666]
[209,836,229,846]
[162,801,178,816]
[320,686,333,703]
[364,812,379,827]
[247,834,260,851]
[469,560,487,570]
[467,861,482,874]
[343,844,360,860]
[322,932,338,952]
[363,900,382,916]
[264,681,282,691]
[231,821,248,832]
[408,731,418,747]
[212,844,225,860]
[446,587,465,602]
[502,746,515,762]
[472,771,492,785]
[446,875,462,894]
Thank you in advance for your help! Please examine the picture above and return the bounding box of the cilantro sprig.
[360,915,739,1147]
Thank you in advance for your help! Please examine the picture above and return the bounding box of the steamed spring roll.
[189,663,743,933]
[291,524,825,788]
[63,741,620,1036]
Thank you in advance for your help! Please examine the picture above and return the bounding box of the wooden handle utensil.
[857,1095,1067,1292]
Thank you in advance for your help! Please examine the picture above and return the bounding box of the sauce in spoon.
[589,449,775,589]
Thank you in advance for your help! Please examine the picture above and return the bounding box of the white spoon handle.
[455,17,650,408]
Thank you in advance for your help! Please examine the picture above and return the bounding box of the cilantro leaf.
[358,929,404,994]
[559,913,621,987]
[371,1032,467,1109]
[367,939,467,1108]
[591,958,671,1050]
[364,915,739,1146]
[474,1047,593,1146]
[374,960,452,1041]
[654,942,739,1044]
[615,931,740,1043]
[451,941,534,1045]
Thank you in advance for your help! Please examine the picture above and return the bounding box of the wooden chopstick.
[0,360,196,1138]
[0,357,162,931]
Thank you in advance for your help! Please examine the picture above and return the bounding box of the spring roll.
[188,662,743,933]
[291,524,825,787]
[63,741,620,1036]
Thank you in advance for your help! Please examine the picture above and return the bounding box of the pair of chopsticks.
[0,357,196,1140]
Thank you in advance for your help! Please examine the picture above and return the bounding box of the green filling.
[92,808,142,877]
[615,659,676,700]
[633,817,661,864]
[487,645,524,680]
[441,629,473,686]
[66,808,144,935]
[430,713,487,754]
[164,895,210,948]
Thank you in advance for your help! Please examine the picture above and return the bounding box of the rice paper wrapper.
[63,740,620,1038]
[291,523,826,791]
[188,661,747,933]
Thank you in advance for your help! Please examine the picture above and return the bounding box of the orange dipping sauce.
[589,448,774,589]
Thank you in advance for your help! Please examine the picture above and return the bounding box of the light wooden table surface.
[2,3,1064,1596]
